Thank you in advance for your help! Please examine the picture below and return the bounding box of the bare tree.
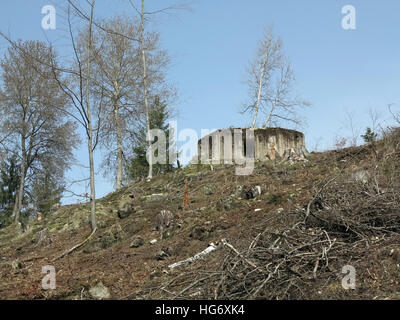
[84,0,97,230]
[0,40,79,223]
[368,108,383,137]
[344,109,360,147]
[86,15,173,190]
[0,0,180,230]
[74,0,179,185]
[243,27,282,128]
[53,0,99,231]
[94,16,140,190]
[140,0,153,180]
[261,59,310,128]
[36,0,101,230]
[242,26,309,129]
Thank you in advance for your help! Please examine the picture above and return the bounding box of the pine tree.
[32,167,64,215]
[128,97,174,180]
[361,127,378,143]
[0,156,20,227]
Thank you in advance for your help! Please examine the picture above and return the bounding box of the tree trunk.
[12,133,26,223]
[251,49,268,129]
[262,86,281,128]
[88,131,96,230]
[114,100,123,190]
[86,0,97,231]
[262,73,284,128]
[141,0,152,180]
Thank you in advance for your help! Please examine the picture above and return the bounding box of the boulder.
[11,260,22,270]
[350,169,370,184]
[217,196,237,211]
[190,226,209,241]
[240,185,261,200]
[156,250,170,261]
[89,282,111,300]
[130,236,144,248]
[117,199,135,219]
[204,186,214,195]
[84,224,123,253]
[391,249,400,262]
[161,228,175,240]
[281,147,308,163]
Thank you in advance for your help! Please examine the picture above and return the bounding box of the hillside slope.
[1,130,400,300]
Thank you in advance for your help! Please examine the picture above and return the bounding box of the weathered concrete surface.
[197,128,308,164]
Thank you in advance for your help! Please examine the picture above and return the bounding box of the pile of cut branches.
[150,128,400,300]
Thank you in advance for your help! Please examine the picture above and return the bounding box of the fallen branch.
[51,228,97,262]
[22,256,45,263]
[172,276,210,300]
[168,241,222,270]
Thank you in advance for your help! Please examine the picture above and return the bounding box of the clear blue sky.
[0,0,399,203]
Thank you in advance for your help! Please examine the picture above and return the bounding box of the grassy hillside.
[1,129,400,300]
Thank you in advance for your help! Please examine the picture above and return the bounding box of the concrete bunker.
[197,127,308,164]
